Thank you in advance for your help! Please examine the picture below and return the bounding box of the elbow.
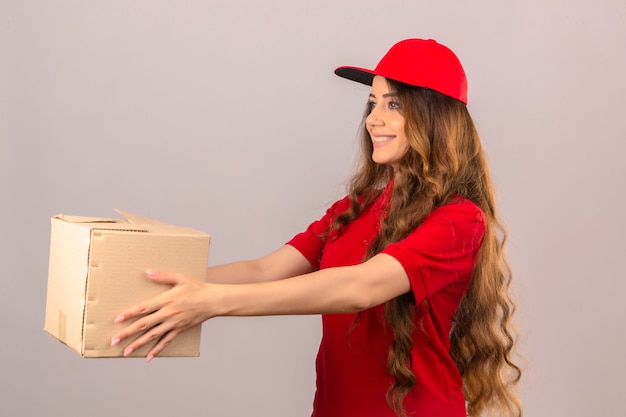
[337,266,386,313]
[345,288,378,313]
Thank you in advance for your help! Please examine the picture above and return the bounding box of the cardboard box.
[44,209,210,358]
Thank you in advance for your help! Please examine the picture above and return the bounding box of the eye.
[367,101,377,112]
[389,101,400,110]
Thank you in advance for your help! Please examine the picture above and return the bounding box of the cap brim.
[334,66,376,86]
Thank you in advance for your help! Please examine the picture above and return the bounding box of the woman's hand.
[111,269,214,362]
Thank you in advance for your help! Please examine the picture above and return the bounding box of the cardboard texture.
[44,209,210,358]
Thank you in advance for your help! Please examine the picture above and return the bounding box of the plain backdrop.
[1,1,625,416]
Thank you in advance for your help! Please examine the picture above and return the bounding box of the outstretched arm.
[111,252,410,361]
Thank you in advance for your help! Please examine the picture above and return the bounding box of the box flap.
[54,214,148,233]
[113,209,209,237]
[54,210,209,236]
[55,215,123,224]
[113,208,168,226]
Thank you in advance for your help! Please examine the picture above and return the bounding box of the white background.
[1,1,625,416]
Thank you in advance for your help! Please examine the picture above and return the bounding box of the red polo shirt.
[287,184,485,417]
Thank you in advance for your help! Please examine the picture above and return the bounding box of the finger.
[113,271,181,323]
[114,295,162,324]
[146,269,187,286]
[114,271,188,324]
[146,329,181,362]
[111,307,167,346]
[121,319,175,357]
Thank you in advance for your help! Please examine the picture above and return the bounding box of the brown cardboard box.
[44,209,210,358]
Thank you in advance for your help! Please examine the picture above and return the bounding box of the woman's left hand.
[110,269,214,361]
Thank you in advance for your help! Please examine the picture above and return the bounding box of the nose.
[366,107,384,129]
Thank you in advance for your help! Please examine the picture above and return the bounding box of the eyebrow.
[369,92,399,99]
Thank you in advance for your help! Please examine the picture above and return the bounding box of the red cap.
[335,38,468,104]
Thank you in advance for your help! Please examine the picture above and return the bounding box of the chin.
[372,156,397,167]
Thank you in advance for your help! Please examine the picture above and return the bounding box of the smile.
[372,136,395,143]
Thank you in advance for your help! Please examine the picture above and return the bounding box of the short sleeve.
[287,197,351,269]
[381,199,486,304]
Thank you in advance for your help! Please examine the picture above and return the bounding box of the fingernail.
[114,315,125,323]
[146,269,157,278]
[111,337,120,347]
[146,354,154,363]
[124,347,133,357]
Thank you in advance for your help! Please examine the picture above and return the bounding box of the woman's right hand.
[111,269,216,362]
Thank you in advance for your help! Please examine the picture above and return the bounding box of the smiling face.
[365,76,409,170]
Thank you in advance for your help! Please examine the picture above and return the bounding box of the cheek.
[392,119,408,149]
[398,136,410,156]
[391,116,406,135]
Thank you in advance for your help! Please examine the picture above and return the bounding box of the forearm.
[205,260,264,284]
[212,266,370,316]
[205,245,315,285]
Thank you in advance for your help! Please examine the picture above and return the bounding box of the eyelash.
[367,101,401,111]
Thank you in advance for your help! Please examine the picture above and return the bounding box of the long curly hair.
[330,79,522,417]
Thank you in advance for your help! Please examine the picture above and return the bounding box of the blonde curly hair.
[330,79,522,417]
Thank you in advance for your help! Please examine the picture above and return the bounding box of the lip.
[371,134,396,148]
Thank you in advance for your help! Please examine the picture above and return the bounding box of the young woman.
[111,39,522,417]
